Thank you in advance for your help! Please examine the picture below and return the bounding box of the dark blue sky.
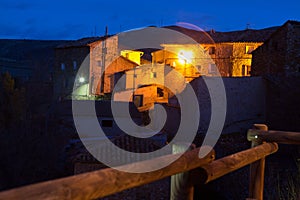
[1,0,300,40]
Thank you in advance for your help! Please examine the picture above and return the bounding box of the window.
[101,120,113,127]
[209,47,216,55]
[157,88,164,97]
[97,60,102,67]
[242,65,251,76]
[150,72,157,78]
[246,46,255,54]
[73,61,77,70]
[208,64,217,74]
[133,95,143,107]
[172,61,176,67]
[61,63,65,71]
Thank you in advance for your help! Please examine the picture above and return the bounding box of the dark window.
[101,120,113,127]
[157,88,164,97]
[151,72,157,78]
[133,95,143,107]
[209,64,217,74]
[209,47,216,55]
[242,65,251,76]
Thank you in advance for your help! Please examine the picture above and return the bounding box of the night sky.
[1,0,300,40]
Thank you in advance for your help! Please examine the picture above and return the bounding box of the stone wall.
[89,36,119,95]
[252,21,300,76]
[54,46,90,100]
[163,76,266,136]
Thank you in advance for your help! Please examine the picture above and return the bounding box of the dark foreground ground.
[100,132,300,200]
[0,131,299,200]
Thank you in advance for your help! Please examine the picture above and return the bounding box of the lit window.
[172,61,176,67]
[246,46,255,54]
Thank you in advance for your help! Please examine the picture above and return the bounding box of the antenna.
[246,23,251,30]
[105,26,108,36]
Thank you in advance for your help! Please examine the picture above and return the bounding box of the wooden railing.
[0,124,299,200]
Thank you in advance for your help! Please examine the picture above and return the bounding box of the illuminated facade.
[152,42,263,78]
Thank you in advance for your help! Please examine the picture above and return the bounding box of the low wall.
[164,76,266,136]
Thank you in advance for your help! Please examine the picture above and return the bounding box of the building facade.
[251,20,300,76]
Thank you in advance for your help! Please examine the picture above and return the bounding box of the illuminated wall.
[120,50,143,65]
[89,35,119,95]
[152,44,213,80]
[152,42,263,78]
[231,42,262,77]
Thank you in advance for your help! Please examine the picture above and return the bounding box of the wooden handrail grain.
[191,142,278,185]
[248,129,300,145]
[0,146,215,200]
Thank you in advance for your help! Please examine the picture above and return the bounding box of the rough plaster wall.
[213,43,233,76]
[164,77,266,136]
[265,76,300,131]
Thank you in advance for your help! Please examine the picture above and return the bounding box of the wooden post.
[248,124,268,200]
[170,143,195,200]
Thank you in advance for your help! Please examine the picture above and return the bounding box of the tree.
[0,72,26,132]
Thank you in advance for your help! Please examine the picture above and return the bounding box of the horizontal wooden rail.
[248,129,300,145]
[0,146,215,200]
[191,142,278,184]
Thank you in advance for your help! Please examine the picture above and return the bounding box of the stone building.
[155,26,277,77]
[89,37,142,95]
[251,20,300,76]
[54,37,104,100]
[54,35,142,100]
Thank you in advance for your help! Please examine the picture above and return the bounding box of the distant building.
[54,35,143,100]
[54,25,278,102]
[54,37,102,100]
[158,26,277,77]
[251,20,300,76]
[89,38,142,95]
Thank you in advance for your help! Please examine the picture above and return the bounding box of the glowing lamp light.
[79,77,85,83]
[178,50,193,64]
